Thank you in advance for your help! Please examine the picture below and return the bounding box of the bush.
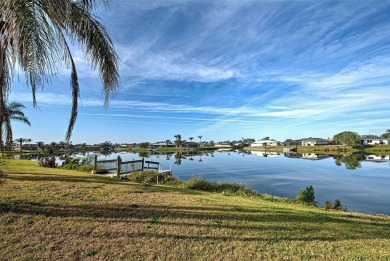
[324,200,333,210]
[127,170,180,184]
[296,185,316,206]
[182,178,260,197]
[61,163,94,173]
[60,155,95,173]
[323,199,346,211]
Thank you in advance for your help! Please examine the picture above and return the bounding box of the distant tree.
[1,102,31,150]
[15,138,27,151]
[189,137,193,143]
[36,141,45,149]
[262,136,270,140]
[165,140,171,146]
[381,129,390,139]
[50,142,57,149]
[198,135,202,144]
[174,134,183,147]
[138,142,150,149]
[333,131,360,147]
[58,141,67,149]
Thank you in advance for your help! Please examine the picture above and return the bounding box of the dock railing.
[92,155,160,178]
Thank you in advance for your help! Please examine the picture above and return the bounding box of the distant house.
[13,144,38,151]
[150,142,175,149]
[251,140,278,147]
[182,142,199,149]
[282,139,302,146]
[360,136,390,145]
[301,138,330,146]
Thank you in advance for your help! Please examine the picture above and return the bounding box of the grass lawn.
[1,160,390,260]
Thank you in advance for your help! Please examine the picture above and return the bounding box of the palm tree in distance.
[0,0,119,146]
[174,134,182,148]
[36,141,45,149]
[15,138,27,151]
[1,102,31,150]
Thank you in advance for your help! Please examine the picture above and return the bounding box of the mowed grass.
[1,160,390,260]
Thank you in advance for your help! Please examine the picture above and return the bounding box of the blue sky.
[10,0,390,144]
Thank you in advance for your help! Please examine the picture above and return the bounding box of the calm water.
[95,151,389,215]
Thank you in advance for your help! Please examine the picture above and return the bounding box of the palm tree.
[1,102,31,150]
[36,141,45,149]
[0,1,119,146]
[198,135,202,144]
[174,134,182,148]
[15,138,27,151]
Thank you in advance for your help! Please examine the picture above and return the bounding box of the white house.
[251,140,278,147]
[301,138,330,146]
[360,136,390,145]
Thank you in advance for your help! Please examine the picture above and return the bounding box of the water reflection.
[333,154,362,170]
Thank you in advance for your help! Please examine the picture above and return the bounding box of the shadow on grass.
[5,171,208,196]
[1,200,389,242]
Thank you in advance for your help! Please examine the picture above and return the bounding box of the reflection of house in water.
[252,151,280,157]
[301,153,331,160]
[284,153,303,159]
[284,153,330,160]
[215,143,233,151]
[363,155,390,162]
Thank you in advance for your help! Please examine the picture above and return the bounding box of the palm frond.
[67,1,119,106]
[9,116,31,126]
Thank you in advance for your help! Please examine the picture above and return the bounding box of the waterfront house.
[360,135,390,145]
[300,138,330,146]
[182,142,200,149]
[251,139,278,147]
[151,142,175,149]
[282,139,302,146]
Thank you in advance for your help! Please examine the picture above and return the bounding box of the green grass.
[1,160,390,260]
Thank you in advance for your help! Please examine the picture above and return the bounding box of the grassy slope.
[1,160,390,260]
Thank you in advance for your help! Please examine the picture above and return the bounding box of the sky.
[9,0,390,144]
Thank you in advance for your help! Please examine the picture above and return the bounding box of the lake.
[92,150,390,216]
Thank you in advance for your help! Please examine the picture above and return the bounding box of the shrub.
[127,170,180,184]
[60,155,95,173]
[296,185,316,206]
[182,178,260,197]
[333,199,341,209]
[323,200,334,210]
[61,163,94,173]
[323,199,346,211]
